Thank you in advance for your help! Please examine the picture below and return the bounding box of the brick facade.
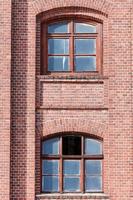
[0,0,133,200]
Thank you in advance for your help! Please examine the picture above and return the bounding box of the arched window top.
[47,21,97,34]
[42,135,102,156]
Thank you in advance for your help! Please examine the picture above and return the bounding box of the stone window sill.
[36,193,110,199]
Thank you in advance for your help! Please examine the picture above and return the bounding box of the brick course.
[0,0,133,200]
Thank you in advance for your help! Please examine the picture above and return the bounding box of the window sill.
[38,74,108,83]
[36,193,110,199]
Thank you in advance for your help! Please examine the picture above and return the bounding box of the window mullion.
[60,137,63,193]
[70,20,74,72]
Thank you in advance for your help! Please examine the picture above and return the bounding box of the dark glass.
[62,136,81,155]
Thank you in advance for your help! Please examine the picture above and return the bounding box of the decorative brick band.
[41,118,107,139]
[29,0,113,16]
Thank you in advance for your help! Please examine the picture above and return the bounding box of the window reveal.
[41,135,103,193]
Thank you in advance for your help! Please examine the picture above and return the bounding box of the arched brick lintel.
[42,118,108,139]
[30,0,113,16]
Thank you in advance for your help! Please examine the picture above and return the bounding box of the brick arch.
[42,118,107,139]
[29,0,113,16]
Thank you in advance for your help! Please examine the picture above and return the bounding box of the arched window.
[41,18,102,74]
[41,134,103,193]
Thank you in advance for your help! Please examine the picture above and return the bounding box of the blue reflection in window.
[42,160,59,175]
[42,137,59,155]
[75,23,96,33]
[48,39,69,54]
[48,22,68,33]
[85,160,102,175]
[42,176,59,192]
[48,56,69,71]
[75,56,96,71]
[85,176,102,192]
[64,177,80,192]
[85,139,102,155]
[64,160,80,175]
[75,39,96,54]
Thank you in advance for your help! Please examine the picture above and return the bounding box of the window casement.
[41,18,102,74]
[41,135,103,193]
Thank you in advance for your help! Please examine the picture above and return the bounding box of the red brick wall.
[0,0,132,200]
[0,1,11,200]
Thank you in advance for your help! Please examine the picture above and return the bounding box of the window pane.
[62,136,81,155]
[42,176,59,192]
[75,39,96,54]
[42,137,59,155]
[48,56,69,71]
[85,176,102,192]
[64,177,80,192]
[48,22,68,33]
[42,160,59,175]
[75,56,96,71]
[48,39,69,54]
[75,23,96,33]
[85,139,102,155]
[64,160,80,175]
[85,160,102,175]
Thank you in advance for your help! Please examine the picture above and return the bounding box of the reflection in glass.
[85,160,102,175]
[48,56,69,71]
[42,137,59,155]
[48,22,68,33]
[48,39,69,54]
[42,176,59,192]
[75,39,96,54]
[64,177,80,192]
[75,23,96,33]
[75,56,96,71]
[42,160,59,175]
[62,136,81,155]
[64,160,80,175]
[85,139,102,155]
[85,176,102,192]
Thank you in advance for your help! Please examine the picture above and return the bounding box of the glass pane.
[42,160,59,175]
[75,39,96,54]
[62,136,81,155]
[48,22,68,33]
[75,23,96,33]
[64,177,80,192]
[75,56,96,71]
[64,160,80,175]
[85,176,102,192]
[85,160,102,175]
[42,137,59,155]
[48,56,69,71]
[48,39,69,54]
[42,176,59,192]
[85,138,102,155]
